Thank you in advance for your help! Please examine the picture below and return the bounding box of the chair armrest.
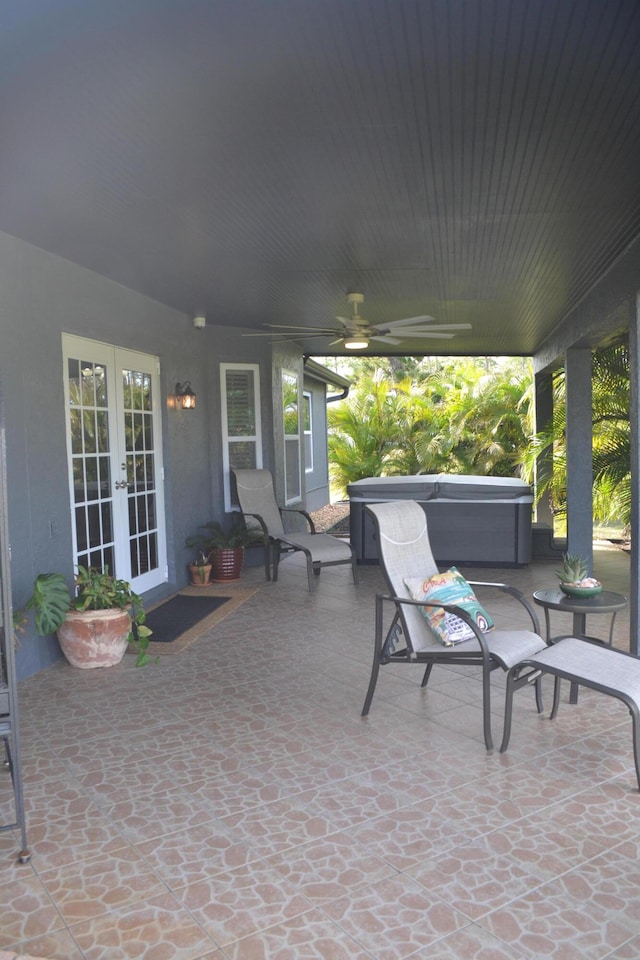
[467,580,541,634]
[237,510,270,542]
[280,507,316,533]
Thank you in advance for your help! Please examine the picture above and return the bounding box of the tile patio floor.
[1,542,639,959]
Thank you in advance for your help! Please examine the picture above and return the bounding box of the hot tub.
[347,474,533,566]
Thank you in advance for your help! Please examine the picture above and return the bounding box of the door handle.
[114,480,129,490]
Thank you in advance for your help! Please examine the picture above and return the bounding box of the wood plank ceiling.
[1,0,639,355]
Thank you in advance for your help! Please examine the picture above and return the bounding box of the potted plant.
[16,566,154,668]
[187,550,212,587]
[556,553,602,597]
[186,517,260,582]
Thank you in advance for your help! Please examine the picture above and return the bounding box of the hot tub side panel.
[348,476,532,567]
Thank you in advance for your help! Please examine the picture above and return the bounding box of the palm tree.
[592,338,630,528]
[327,372,431,496]
[328,358,535,497]
[520,336,630,531]
[411,358,533,477]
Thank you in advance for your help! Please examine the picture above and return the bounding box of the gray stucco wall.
[0,231,279,678]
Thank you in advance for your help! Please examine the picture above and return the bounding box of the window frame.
[282,369,301,505]
[220,362,263,511]
[303,391,313,473]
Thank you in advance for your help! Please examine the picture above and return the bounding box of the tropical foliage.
[327,342,631,534]
[520,337,630,530]
[327,357,533,497]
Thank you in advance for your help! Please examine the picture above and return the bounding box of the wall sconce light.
[175,381,196,409]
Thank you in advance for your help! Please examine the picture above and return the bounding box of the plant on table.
[555,553,601,594]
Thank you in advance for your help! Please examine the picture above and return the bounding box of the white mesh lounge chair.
[233,468,358,591]
[362,499,547,751]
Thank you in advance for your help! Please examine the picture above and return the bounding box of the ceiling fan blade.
[379,323,472,335]
[242,326,339,337]
[383,315,436,328]
[265,323,341,332]
[241,331,291,337]
[263,331,342,344]
[429,323,472,331]
[370,335,402,344]
[404,331,457,339]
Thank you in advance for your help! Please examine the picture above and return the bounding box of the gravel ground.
[309,501,350,535]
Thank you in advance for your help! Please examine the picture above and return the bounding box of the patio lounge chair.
[233,468,358,591]
[362,499,547,750]
[501,637,640,790]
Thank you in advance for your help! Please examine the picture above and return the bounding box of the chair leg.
[263,541,272,581]
[549,677,562,720]
[629,704,640,792]
[272,543,282,582]
[362,655,381,717]
[305,553,314,591]
[482,660,494,751]
[362,594,384,716]
[535,676,544,714]
[351,552,359,585]
[420,663,433,688]
[500,668,516,753]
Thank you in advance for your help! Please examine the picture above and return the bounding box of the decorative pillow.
[404,568,494,646]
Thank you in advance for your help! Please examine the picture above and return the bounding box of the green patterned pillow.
[405,567,494,646]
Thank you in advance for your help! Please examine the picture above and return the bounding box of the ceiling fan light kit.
[344,337,369,350]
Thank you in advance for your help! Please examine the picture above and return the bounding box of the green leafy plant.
[555,553,588,585]
[186,516,261,557]
[16,566,154,667]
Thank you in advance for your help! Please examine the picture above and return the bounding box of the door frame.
[61,334,168,594]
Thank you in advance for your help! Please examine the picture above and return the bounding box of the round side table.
[533,588,628,703]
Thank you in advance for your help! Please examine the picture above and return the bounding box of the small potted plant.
[556,553,602,597]
[187,550,212,587]
[186,517,261,582]
[16,566,153,668]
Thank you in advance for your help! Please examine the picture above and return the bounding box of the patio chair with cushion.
[362,499,547,751]
[233,468,358,591]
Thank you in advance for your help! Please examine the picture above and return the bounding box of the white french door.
[62,335,167,593]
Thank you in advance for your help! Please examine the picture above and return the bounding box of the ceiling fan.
[242,292,471,349]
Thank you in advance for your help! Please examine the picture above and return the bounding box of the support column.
[565,347,593,569]
[630,296,640,656]
[534,370,554,527]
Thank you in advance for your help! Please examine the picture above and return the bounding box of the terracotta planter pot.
[189,562,212,586]
[210,547,244,581]
[56,607,131,669]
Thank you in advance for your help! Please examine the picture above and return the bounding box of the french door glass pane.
[67,357,114,571]
[122,366,160,581]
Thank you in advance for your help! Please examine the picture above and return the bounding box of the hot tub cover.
[347,474,532,503]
